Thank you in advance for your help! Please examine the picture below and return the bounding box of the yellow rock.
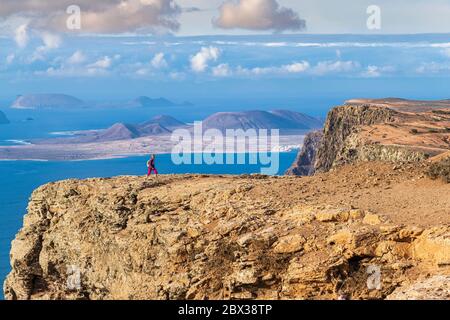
[412,227,450,266]
[316,209,350,222]
[327,229,354,246]
[363,213,383,225]
[273,234,306,254]
[349,209,365,220]
[375,241,411,260]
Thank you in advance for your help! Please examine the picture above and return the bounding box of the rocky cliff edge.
[4,163,450,300]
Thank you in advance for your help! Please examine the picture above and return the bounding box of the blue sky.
[1,1,450,107]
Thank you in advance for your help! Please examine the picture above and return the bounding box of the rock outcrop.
[4,166,450,300]
[289,99,450,176]
[285,130,323,176]
[386,275,450,300]
[314,105,399,173]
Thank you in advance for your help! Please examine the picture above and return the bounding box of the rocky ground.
[288,99,450,176]
[4,161,449,300]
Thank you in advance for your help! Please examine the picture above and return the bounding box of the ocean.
[0,152,297,299]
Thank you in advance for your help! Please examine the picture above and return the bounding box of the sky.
[176,0,450,35]
[1,1,450,107]
[1,0,450,37]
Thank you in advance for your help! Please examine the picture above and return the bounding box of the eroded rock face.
[286,131,323,176]
[314,105,399,173]
[4,175,449,300]
[289,100,450,176]
[386,275,450,300]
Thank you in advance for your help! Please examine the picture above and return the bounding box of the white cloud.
[14,24,29,48]
[6,54,15,64]
[169,71,186,80]
[363,66,381,78]
[238,62,308,76]
[214,0,306,32]
[361,65,395,78]
[88,56,113,69]
[416,62,450,74]
[40,32,61,49]
[212,63,232,77]
[263,42,288,47]
[0,0,181,34]
[190,46,220,72]
[41,66,109,77]
[151,52,168,68]
[68,50,87,65]
[282,61,310,73]
[213,61,310,77]
[442,48,450,58]
[209,60,376,78]
[136,68,151,76]
[30,32,62,62]
[312,60,360,75]
[38,54,120,77]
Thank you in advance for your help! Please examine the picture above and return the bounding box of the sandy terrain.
[344,99,450,158]
[346,98,450,113]
[0,135,305,161]
[281,161,450,227]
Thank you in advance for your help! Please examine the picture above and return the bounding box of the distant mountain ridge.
[10,94,193,109]
[128,96,193,108]
[202,110,323,132]
[140,115,186,129]
[35,115,186,144]
[34,109,322,144]
[0,111,9,124]
[11,94,85,109]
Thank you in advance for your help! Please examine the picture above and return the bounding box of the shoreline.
[0,135,304,162]
[0,150,300,163]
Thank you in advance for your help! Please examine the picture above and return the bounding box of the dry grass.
[428,157,450,183]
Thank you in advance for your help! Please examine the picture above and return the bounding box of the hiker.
[147,154,158,177]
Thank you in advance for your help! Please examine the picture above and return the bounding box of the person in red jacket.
[147,154,158,177]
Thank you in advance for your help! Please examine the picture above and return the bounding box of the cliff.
[4,162,450,300]
[288,99,450,176]
[285,130,323,176]
[314,105,399,172]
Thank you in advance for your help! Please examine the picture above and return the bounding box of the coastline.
[0,134,305,162]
